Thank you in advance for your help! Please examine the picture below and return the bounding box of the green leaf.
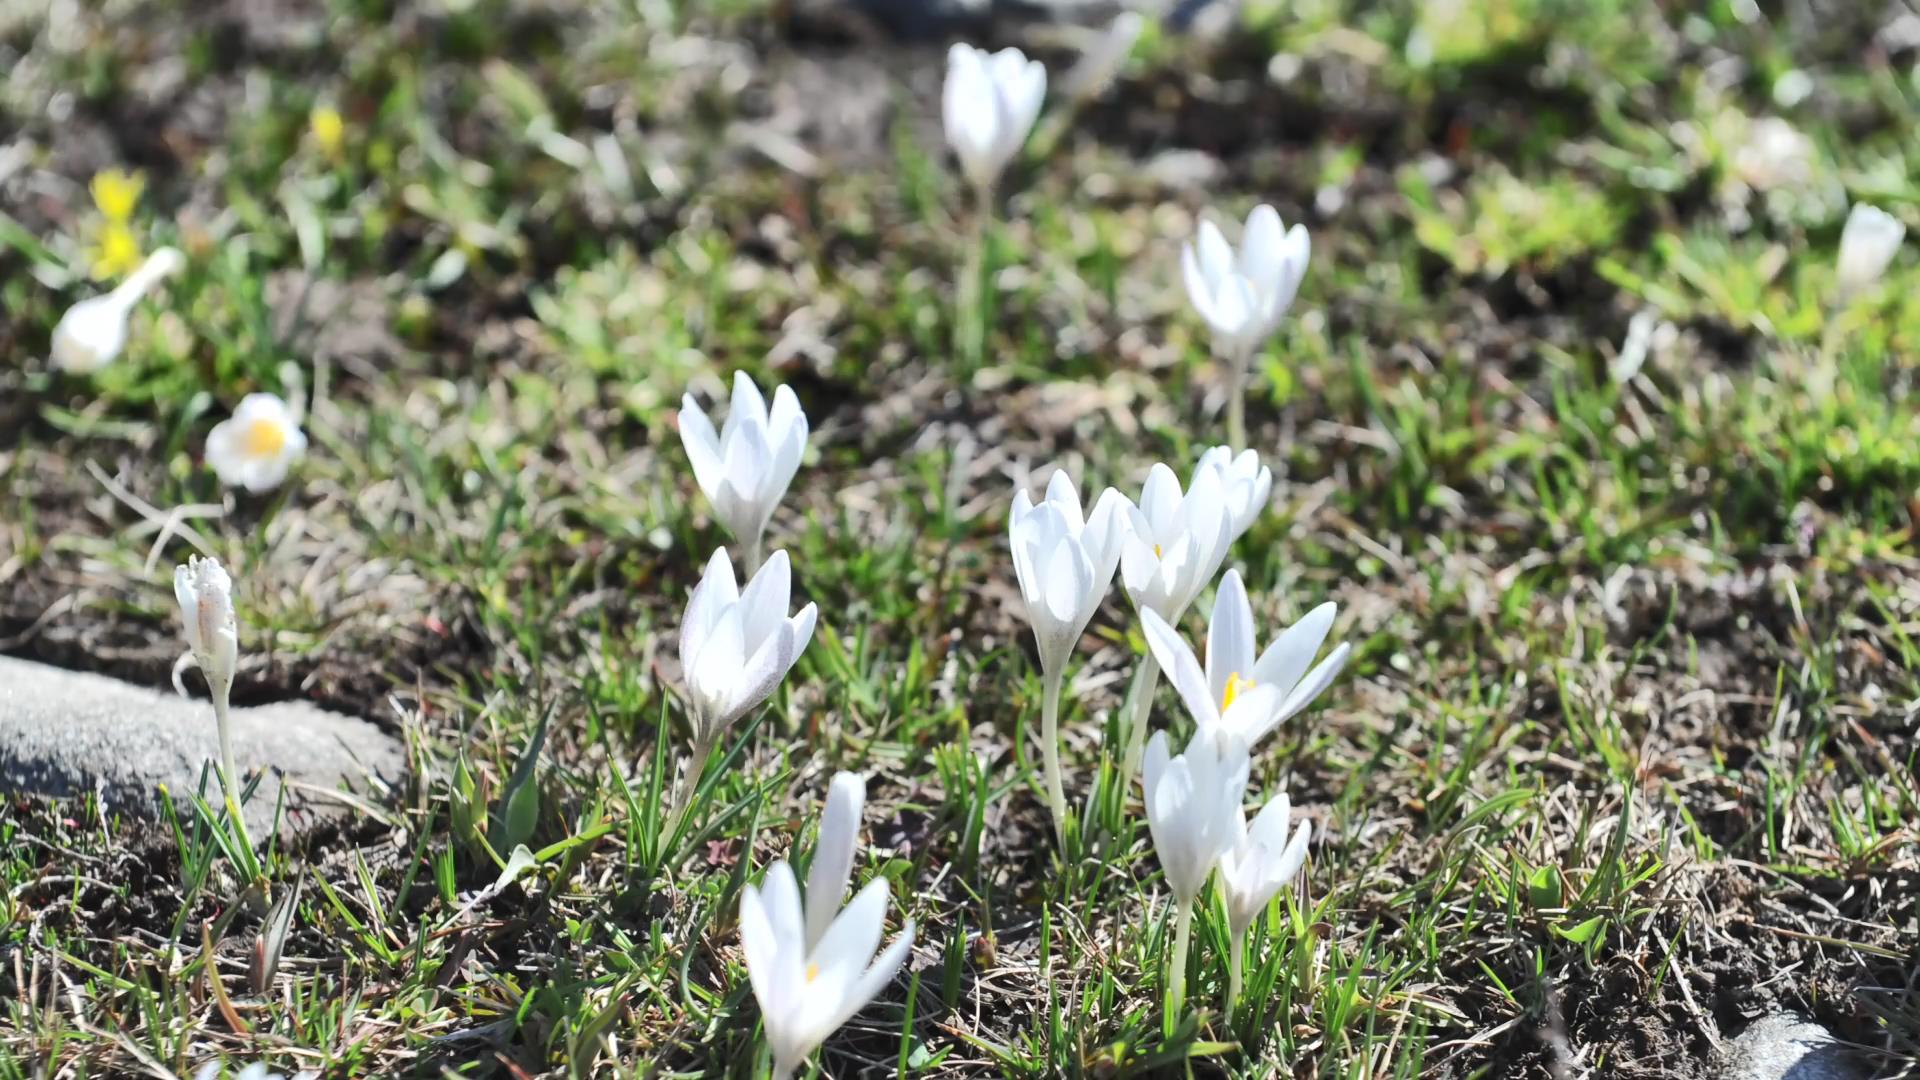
[1527,865,1563,910]
[1553,915,1607,945]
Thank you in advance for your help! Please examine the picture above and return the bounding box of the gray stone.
[0,656,404,839]
[1718,1014,1864,1080]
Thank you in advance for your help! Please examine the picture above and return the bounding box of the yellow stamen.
[1221,672,1254,711]
[241,418,288,458]
[805,962,820,983]
[1153,543,1163,558]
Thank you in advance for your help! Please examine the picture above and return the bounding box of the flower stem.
[743,531,765,581]
[1169,900,1194,1018]
[662,735,715,847]
[959,183,993,376]
[210,693,256,859]
[1226,928,1245,1019]
[1225,342,1251,453]
[1119,653,1161,796]
[1039,665,1069,850]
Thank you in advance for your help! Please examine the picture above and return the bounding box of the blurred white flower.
[680,372,809,574]
[1061,12,1145,102]
[1181,205,1309,358]
[206,393,308,493]
[50,246,184,373]
[1190,446,1271,545]
[1141,727,1247,1017]
[192,1063,289,1080]
[1009,471,1129,680]
[1142,728,1248,906]
[1216,788,1310,1011]
[943,44,1047,193]
[1730,116,1814,194]
[1837,203,1905,299]
[1218,791,1310,942]
[1141,568,1349,750]
[1118,462,1234,623]
[740,772,915,1080]
[679,547,818,746]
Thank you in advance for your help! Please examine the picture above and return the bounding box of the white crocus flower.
[1181,206,1310,451]
[1118,463,1235,622]
[1191,446,1272,544]
[1141,568,1350,751]
[668,547,819,832]
[740,772,915,1080]
[205,393,308,493]
[942,44,1047,195]
[1008,470,1128,845]
[679,372,809,576]
[1114,461,1235,787]
[172,555,252,849]
[1141,727,1248,1016]
[1217,790,1310,1012]
[1836,203,1905,300]
[1009,472,1129,679]
[50,246,185,373]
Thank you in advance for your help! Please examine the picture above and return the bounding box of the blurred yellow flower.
[310,105,345,159]
[91,169,144,222]
[89,222,144,281]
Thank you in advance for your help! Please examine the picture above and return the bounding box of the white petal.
[1142,729,1170,799]
[1140,608,1217,729]
[737,549,793,655]
[720,621,798,727]
[1042,540,1085,629]
[1250,602,1338,700]
[680,548,737,671]
[805,772,865,950]
[1216,683,1282,743]
[1205,569,1256,704]
[1138,463,1181,539]
[1043,470,1083,529]
[1196,219,1235,285]
[1237,204,1286,289]
[1267,641,1352,734]
[726,371,770,433]
[843,922,915,1026]
[810,876,889,993]
[760,860,806,951]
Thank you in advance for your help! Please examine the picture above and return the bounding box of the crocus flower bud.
[173,554,238,702]
[942,44,1047,193]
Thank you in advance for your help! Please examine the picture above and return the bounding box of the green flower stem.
[1119,652,1161,796]
[663,734,715,846]
[1169,900,1195,1018]
[1040,666,1068,849]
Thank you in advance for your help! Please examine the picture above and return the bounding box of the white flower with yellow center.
[1140,568,1350,749]
[740,772,915,1080]
[205,393,308,493]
